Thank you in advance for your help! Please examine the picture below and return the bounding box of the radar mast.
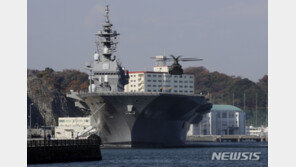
[95,5,120,62]
[85,5,129,93]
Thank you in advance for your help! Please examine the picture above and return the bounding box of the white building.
[124,55,195,94]
[245,126,268,136]
[187,105,246,136]
[55,117,96,139]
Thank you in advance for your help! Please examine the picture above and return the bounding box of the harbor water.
[28,144,267,167]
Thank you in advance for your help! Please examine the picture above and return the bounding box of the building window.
[147,90,151,92]
[190,91,193,93]
[158,80,162,82]
[153,85,156,87]
[179,81,183,83]
[147,75,151,77]
[190,76,193,78]
[147,85,151,87]
[174,81,178,83]
[153,90,156,92]
[174,76,178,78]
[185,90,188,93]
[179,90,183,93]
[158,75,161,77]
[153,80,156,82]
[147,80,151,82]
[184,86,188,88]
[184,81,188,83]
[179,85,183,88]
[153,75,156,77]
[189,81,193,83]
[217,113,220,118]
[190,86,193,88]
[229,113,234,118]
[174,90,178,92]
[222,112,227,118]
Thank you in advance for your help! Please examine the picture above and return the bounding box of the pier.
[187,135,268,143]
[27,136,102,164]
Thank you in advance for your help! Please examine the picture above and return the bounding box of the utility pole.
[44,111,46,141]
[89,69,93,93]
[29,103,34,138]
[243,93,246,111]
[266,93,268,126]
[255,93,258,127]
[232,92,234,106]
[42,101,46,144]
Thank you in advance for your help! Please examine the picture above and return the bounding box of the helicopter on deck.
[151,54,202,75]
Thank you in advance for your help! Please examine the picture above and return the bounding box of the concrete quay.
[27,136,102,164]
[187,135,268,143]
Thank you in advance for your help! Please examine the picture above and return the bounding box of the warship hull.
[78,92,212,147]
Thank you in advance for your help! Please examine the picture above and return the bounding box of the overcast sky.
[28,0,267,82]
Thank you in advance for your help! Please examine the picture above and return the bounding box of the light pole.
[29,103,33,138]
[43,110,46,142]
[29,103,33,129]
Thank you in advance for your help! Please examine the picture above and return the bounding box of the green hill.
[184,66,268,126]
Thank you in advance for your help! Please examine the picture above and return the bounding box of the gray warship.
[68,5,212,147]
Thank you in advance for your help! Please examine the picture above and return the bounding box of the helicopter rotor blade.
[180,58,203,61]
[150,57,173,61]
[169,54,176,59]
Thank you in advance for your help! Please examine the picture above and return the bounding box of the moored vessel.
[68,5,212,147]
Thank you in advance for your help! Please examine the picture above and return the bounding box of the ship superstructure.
[85,5,129,93]
[68,5,212,147]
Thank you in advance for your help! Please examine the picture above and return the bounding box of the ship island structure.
[68,5,212,147]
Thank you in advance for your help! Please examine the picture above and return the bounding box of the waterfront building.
[124,56,195,94]
[55,117,96,139]
[245,125,268,136]
[187,105,246,135]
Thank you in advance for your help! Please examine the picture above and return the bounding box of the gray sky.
[28,0,267,82]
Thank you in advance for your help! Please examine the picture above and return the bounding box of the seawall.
[27,138,102,164]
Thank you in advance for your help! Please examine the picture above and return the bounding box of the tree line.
[28,66,268,126]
